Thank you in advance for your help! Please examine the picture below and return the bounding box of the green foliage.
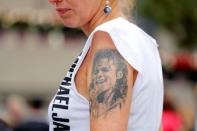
[138,0,197,49]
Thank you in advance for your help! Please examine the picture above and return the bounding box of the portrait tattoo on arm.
[89,49,128,119]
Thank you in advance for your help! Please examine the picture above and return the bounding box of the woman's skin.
[48,0,124,35]
[48,0,138,130]
[87,32,136,131]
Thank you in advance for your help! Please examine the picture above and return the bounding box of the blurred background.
[0,0,196,130]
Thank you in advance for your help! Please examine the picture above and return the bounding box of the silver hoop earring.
[104,0,111,14]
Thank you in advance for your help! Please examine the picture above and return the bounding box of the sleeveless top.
[48,17,164,131]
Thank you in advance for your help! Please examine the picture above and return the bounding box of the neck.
[81,0,124,36]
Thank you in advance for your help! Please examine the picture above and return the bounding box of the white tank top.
[48,17,164,131]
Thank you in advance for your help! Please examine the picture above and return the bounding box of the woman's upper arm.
[87,31,137,131]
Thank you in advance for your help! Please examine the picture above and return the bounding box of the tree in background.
[138,0,197,50]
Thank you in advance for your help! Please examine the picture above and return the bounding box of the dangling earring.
[104,0,112,14]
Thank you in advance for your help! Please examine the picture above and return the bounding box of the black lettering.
[63,77,71,83]
[71,63,76,68]
[61,81,71,86]
[52,113,69,122]
[62,77,71,86]
[50,55,82,130]
[69,73,72,78]
[57,87,70,95]
[53,121,70,131]
[54,96,69,105]
[52,104,68,111]
[69,68,74,72]
[74,58,79,64]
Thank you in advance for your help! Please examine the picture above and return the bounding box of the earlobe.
[117,71,123,79]
[104,0,112,14]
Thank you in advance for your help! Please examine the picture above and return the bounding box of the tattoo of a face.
[89,49,128,119]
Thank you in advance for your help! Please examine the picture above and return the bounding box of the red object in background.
[173,53,194,71]
[162,111,183,131]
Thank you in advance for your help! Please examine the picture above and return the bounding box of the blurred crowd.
[0,95,49,131]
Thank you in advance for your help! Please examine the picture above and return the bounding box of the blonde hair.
[118,0,136,19]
